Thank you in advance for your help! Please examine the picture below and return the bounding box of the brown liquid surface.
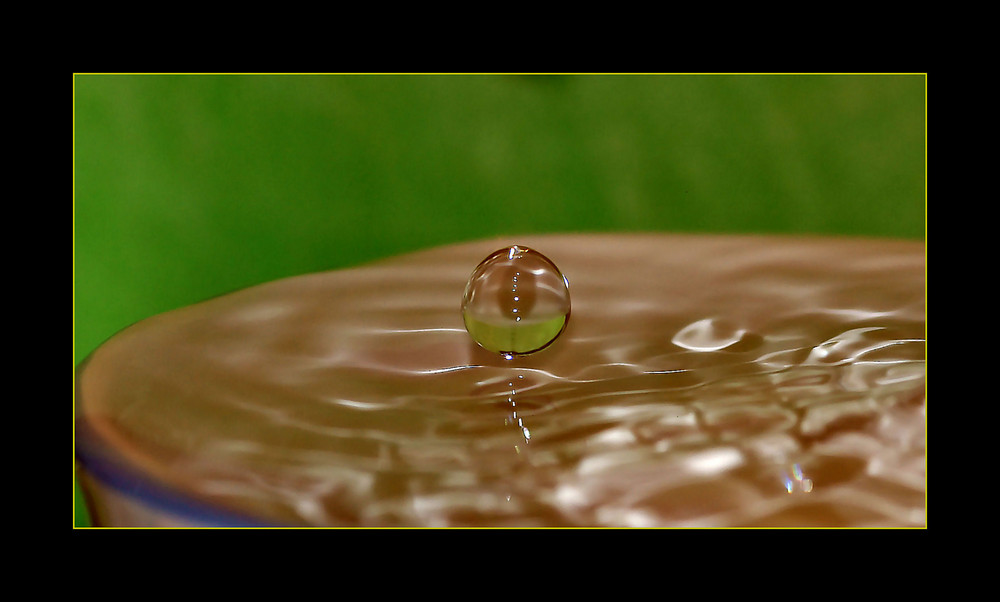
[76,234,926,527]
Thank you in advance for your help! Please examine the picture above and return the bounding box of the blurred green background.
[73,73,926,526]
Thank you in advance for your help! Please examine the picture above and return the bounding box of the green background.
[73,73,926,526]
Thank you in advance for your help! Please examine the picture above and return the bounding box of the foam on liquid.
[75,234,926,527]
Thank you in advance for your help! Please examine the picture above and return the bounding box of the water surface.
[76,233,926,527]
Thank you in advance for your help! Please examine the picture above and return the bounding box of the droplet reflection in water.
[461,245,571,356]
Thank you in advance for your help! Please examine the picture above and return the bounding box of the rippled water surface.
[76,234,926,527]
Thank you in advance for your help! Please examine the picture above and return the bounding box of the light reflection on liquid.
[75,233,925,527]
[783,463,814,494]
[504,373,531,446]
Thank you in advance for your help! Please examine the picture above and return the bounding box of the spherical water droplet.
[462,245,571,356]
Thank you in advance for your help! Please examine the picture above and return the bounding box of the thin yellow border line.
[71,72,929,76]
[73,73,81,527]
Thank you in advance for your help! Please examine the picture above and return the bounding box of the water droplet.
[782,463,814,494]
[462,245,570,356]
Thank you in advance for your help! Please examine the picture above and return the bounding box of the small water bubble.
[462,245,571,356]
[782,463,814,494]
[672,317,751,352]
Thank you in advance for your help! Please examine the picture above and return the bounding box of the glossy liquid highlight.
[75,234,926,527]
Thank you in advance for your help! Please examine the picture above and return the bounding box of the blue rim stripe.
[75,420,277,527]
